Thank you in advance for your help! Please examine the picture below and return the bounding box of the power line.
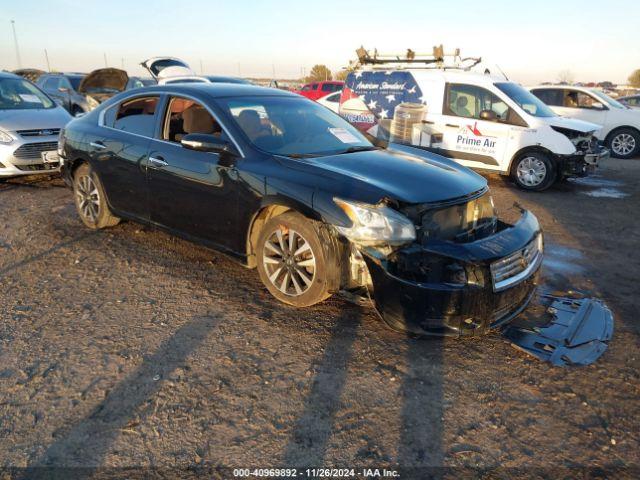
[11,20,22,69]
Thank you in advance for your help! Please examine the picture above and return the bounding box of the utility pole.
[44,49,51,71]
[103,53,108,67]
[11,20,22,69]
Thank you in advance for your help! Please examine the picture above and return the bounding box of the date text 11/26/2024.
[233,468,400,478]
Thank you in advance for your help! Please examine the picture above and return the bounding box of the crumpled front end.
[552,126,610,177]
[361,209,543,337]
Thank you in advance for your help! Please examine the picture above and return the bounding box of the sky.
[1,0,639,84]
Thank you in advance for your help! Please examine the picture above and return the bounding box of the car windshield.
[0,77,55,110]
[67,75,83,90]
[590,89,626,109]
[218,96,373,157]
[495,82,556,117]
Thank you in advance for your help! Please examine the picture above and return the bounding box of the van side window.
[311,83,319,90]
[322,83,339,92]
[162,96,223,143]
[114,96,159,137]
[531,89,564,106]
[301,85,311,92]
[445,84,510,122]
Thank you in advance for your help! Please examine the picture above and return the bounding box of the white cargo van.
[339,49,609,191]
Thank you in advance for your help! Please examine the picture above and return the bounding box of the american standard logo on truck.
[340,47,610,191]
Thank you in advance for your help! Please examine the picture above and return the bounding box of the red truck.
[294,81,344,101]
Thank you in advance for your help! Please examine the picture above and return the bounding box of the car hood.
[545,115,601,133]
[79,68,129,94]
[278,147,487,205]
[0,106,71,132]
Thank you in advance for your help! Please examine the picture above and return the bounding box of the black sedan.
[59,83,543,336]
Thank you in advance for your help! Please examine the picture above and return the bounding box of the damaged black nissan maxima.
[59,83,543,336]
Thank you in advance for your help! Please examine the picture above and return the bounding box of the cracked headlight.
[0,129,14,144]
[334,198,416,246]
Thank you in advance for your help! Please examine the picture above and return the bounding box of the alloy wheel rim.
[262,227,316,296]
[76,174,100,222]
[612,133,636,156]
[516,157,547,187]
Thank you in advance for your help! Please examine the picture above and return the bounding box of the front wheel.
[256,211,338,307]
[511,152,556,191]
[607,128,640,159]
[73,163,120,229]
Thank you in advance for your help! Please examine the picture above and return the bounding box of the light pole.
[11,20,22,69]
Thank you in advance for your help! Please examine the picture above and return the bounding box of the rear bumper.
[362,210,542,337]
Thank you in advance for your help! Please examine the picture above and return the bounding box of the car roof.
[529,85,586,90]
[0,71,21,79]
[354,68,505,85]
[136,82,297,99]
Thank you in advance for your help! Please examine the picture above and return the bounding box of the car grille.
[12,142,58,160]
[16,128,61,137]
[15,162,60,171]
[490,235,542,292]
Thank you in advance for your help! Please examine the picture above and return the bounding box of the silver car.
[0,71,71,180]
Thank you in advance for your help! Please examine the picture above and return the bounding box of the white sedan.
[316,91,341,113]
[530,85,640,158]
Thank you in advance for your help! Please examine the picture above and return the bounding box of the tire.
[607,128,640,159]
[256,211,339,307]
[73,163,120,229]
[511,151,556,191]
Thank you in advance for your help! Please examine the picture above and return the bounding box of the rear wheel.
[607,128,639,159]
[256,211,337,307]
[511,152,556,191]
[73,163,120,229]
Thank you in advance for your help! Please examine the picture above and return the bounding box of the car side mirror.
[181,133,239,157]
[479,109,498,121]
[58,87,69,93]
[592,101,607,110]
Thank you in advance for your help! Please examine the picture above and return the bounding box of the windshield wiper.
[285,153,322,159]
[333,146,378,155]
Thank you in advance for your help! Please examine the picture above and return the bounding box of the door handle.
[445,123,460,128]
[148,156,168,167]
[90,141,106,150]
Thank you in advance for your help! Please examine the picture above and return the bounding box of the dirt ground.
[1,158,639,479]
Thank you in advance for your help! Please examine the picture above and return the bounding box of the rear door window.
[531,89,564,106]
[113,96,159,137]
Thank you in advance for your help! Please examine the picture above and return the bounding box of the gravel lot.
[1,159,639,478]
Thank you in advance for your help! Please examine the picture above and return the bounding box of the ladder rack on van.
[354,45,481,71]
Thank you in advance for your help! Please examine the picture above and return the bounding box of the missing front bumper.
[502,294,613,366]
